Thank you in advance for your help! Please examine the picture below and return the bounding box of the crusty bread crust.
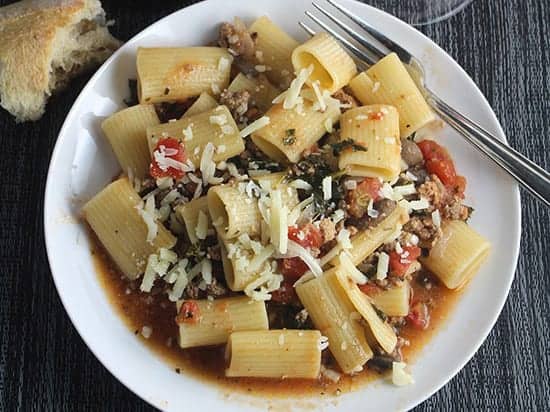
[0,0,120,121]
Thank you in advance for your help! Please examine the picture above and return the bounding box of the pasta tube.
[249,16,299,89]
[82,178,176,279]
[371,282,411,317]
[338,105,401,181]
[182,92,218,118]
[348,53,435,137]
[421,220,491,289]
[177,296,268,348]
[137,47,232,103]
[296,268,373,374]
[292,32,357,94]
[147,105,245,166]
[101,104,159,179]
[208,184,261,239]
[334,269,397,353]
[225,330,322,378]
[174,197,210,244]
[252,100,341,163]
[228,73,280,112]
[325,205,409,266]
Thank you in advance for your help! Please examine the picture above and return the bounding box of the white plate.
[43,1,521,410]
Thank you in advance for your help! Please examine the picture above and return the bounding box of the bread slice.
[0,0,121,122]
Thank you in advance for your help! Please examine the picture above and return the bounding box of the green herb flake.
[329,139,367,156]
[283,129,296,145]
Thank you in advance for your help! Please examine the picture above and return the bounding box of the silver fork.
[301,0,550,207]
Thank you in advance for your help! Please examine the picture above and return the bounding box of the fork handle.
[427,91,550,207]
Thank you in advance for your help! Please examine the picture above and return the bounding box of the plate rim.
[43,1,521,410]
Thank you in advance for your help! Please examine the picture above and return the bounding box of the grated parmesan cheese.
[311,80,327,112]
[392,362,415,386]
[289,179,313,191]
[331,209,345,224]
[201,259,213,284]
[367,198,379,218]
[376,252,389,280]
[240,116,270,138]
[195,210,209,240]
[339,251,367,284]
[318,335,329,351]
[283,65,313,110]
[344,179,357,190]
[218,56,231,72]
[337,228,352,250]
[432,209,441,228]
[137,195,158,245]
[141,326,152,339]
[322,176,332,200]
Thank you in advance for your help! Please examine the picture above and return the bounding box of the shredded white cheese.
[218,56,231,72]
[376,252,389,280]
[339,251,367,284]
[337,228,352,250]
[318,335,329,351]
[392,362,415,386]
[283,65,313,110]
[432,209,441,228]
[367,198,379,218]
[195,210,209,240]
[289,179,313,191]
[331,209,345,224]
[240,116,270,138]
[322,176,332,200]
[311,80,327,112]
[137,195,158,245]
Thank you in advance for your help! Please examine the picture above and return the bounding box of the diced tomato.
[150,137,187,180]
[389,246,421,277]
[407,302,430,330]
[279,257,309,282]
[175,301,201,324]
[270,281,298,304]
[358,283,381,297]
[417,140,466,196]
[288,223,323,249]
[347,177,382,218]
[425,159,456,186]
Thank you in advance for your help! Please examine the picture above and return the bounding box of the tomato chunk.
[175,301,201,324]
[279,257,309,282]
[288,223,323,249]
[150,137,187,180]
[347,177,382,218]
[389,246,421,277]
[407,302,430,330]
[270,281,298,304]
[417,139,466,195]
[358,283,381,297]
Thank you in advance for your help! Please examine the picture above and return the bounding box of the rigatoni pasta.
[101,104,159,179]
[339,105,401,181]
[251,100,340,163]
[421,220,491,289]
[147,105,244,166]
[248,16,299,88]
[292,32,357,94]
[225,330,322,378]
[348,52,435,137]
[176,297,268,348]
[87,16,491,390]
[137,47,232,103]
[83,178,176,279]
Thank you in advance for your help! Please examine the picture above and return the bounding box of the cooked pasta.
[248,16,299,89]
[421,220,491,289]
[251,100,341,163]
[225,330,322,378]
[86,17,491,391]
[147,105,244,166]
[296,268,373,374]
[348,52,435,137]
[292,32,357,94]
[182,92,218,118]
[338,105,401,181]
[176,297,268,348]
[101,104,159,179]
[83,178,176,279]
[137,47,232,103]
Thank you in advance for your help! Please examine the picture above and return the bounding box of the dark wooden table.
[1,0,549,410]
